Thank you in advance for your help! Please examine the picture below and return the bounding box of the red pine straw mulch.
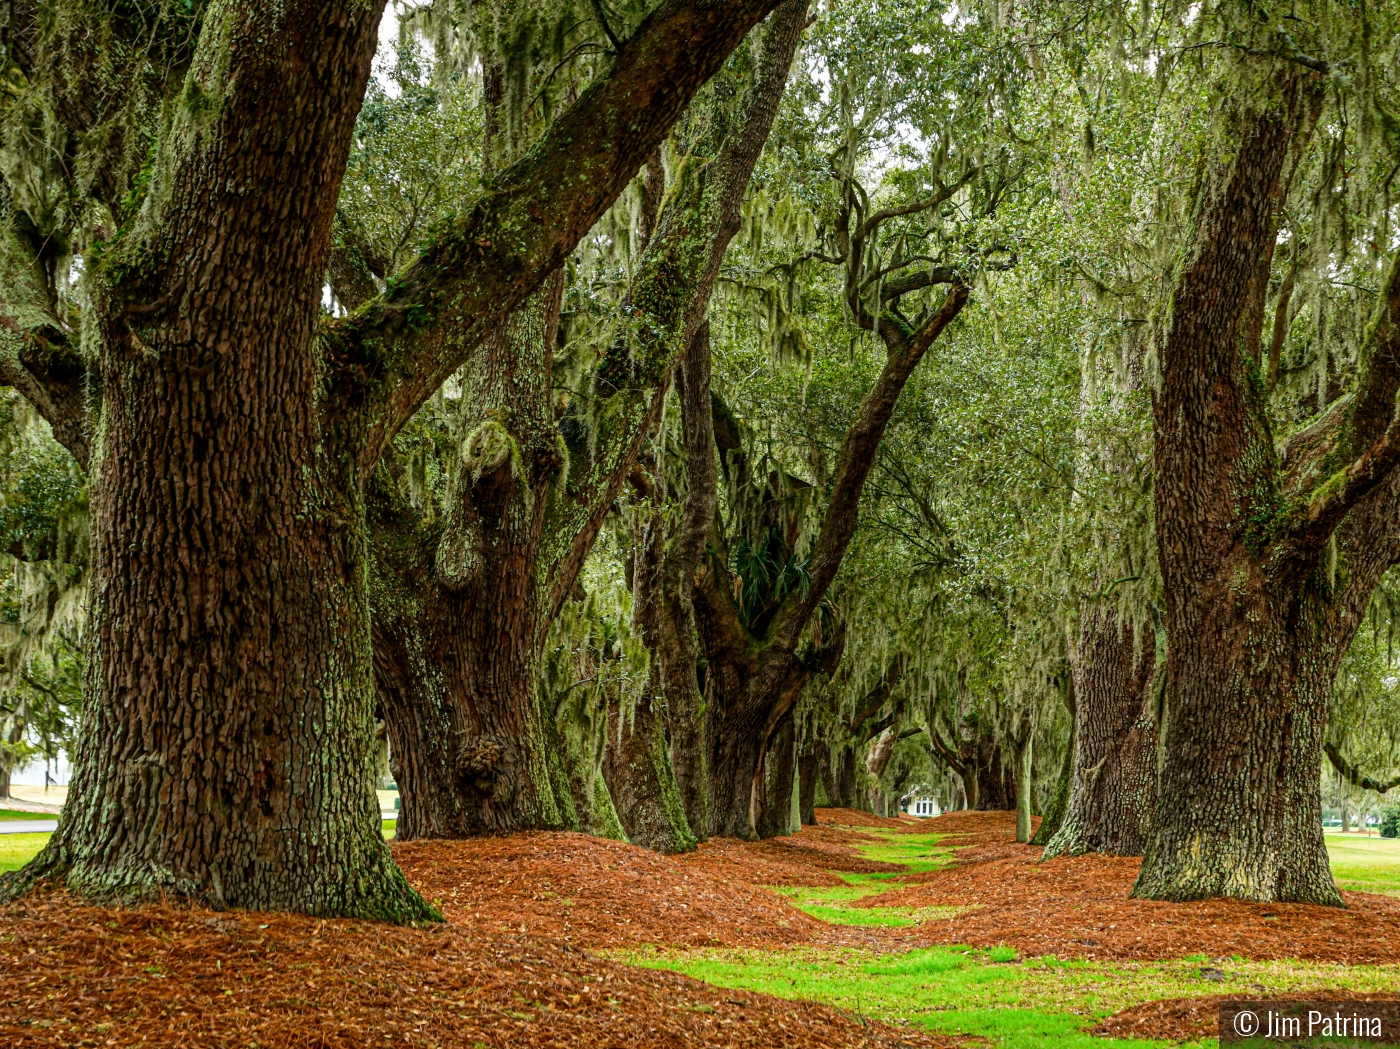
[682,823,908,889]
[1089,991,1400,1043]
[0,887,957,1049]
[9,807,1400,1046]
[393,831,825,948]
[860,813,1400,964]
[811,808,926,830]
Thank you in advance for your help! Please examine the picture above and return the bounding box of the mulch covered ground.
[858,813,1400,964]
[682,823,907,890]
[1089,991,1400,1043]
[394,831,825,948]
[7,807,1400,1046]
[1,887,953,1049]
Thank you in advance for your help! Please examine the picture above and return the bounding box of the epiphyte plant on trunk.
[0,0,789,917]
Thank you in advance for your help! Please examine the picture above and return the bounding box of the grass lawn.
[1325,830,1400,896]
[0,808,57,820]
[0,832,52,873]
[622,943,1400,1049]
[624,825,1400,1049]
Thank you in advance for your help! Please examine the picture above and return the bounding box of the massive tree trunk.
[0,0,787,913]
[11,3,429,918]
[1136,55,1400,904]
[372,276,578,839]
[1045,610,1157,858]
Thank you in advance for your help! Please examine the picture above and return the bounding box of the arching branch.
[332,0,789,481]
[0,319,90,471]
[1325,742,1400,795]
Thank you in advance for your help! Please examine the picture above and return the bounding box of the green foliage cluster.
[0,392,86,786]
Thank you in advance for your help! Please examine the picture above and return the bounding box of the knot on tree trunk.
[455,736,511,796]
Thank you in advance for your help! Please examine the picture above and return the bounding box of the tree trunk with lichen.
[0,3,430,919]
[1137,58,1400,904]
[370,276,581,839]
[0,0,790,915]
[602,685,694,852]
[1030,684,1075,847]
[1045,610,1157,858]
[603,465,700,853]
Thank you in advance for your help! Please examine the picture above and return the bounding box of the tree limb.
[1324,741,1400,795]
[1290,249,1400,551]
[332,0,788,481]
[928,725,968,776]
[541,0,808,619]
[0,319,90,471]
[848,654,908,732]
[852,171,974,243]
[770,282,969,645]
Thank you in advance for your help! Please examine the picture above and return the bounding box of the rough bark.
[1045,610,1157,858]
[1136,58,1400,904]
[372,273,576,839]
[2,1,432,918]
[753,712,797,837]
[836,747,858,808]
[602,686,695,852]
[0,0,791,915]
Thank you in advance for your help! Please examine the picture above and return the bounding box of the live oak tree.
[0,0,785,916]
[365,0,807,850]
[1130,4,1400,904]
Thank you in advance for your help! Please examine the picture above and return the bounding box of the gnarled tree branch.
[331,0,789,481]
[1325,741,1400,795]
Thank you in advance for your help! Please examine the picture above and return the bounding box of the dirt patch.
[1,887,958,1049]
[863,817,1400,964]
[1089,991,1400,1043]
[393,831,824,948]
